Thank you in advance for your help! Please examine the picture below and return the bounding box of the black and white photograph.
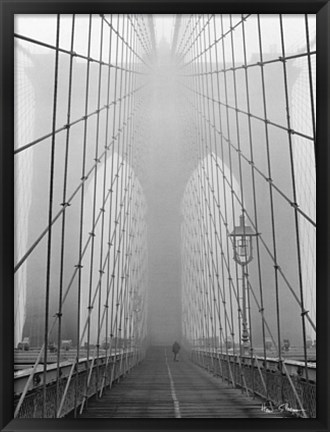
[12,12,318,420]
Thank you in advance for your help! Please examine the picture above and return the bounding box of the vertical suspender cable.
[86,14,104,376]
[219,15,241,363]
[108,13,120,389]
[95,15,106,395]
[257,14,283,397]
[212,15,235,385]
[115,15,129,377]
[55,14,76,417]
[203,14,219,367]
[42,14,60,418]
[74,14,93,418]
[113,13,126,379]
[279,14,309,384]
[199,14,213,365]
[241,13,268,398]
[101,13,114,394]
[207,14,225,379]
[304,15,316,152]
[110,14,124,387]
[229,13,254,395]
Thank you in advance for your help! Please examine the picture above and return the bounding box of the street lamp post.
[229,213,257,356]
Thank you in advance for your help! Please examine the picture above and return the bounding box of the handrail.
[282,361,307,418]
[194,348,315,417]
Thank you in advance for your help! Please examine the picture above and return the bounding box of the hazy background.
[14,14,316,349]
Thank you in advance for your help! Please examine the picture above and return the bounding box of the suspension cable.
[42,14,60,418]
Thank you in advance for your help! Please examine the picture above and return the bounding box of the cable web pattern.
[178,14,316,417]
[14,14,152,418]
[13,13,316,419]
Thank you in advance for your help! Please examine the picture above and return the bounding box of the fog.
[14,14,316,351]
[142,41,198,344]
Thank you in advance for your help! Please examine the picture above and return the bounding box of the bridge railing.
[192,349,316,418]
[14,348,144,418]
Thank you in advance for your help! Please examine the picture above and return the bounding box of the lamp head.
[229,213,256,266]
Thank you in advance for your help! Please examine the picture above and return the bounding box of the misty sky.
[15,14,315,59]
[14,14,316,349]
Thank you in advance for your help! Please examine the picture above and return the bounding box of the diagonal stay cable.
[14,83,147,154]
[180,50,316,78]
[180,89,317,339]
[181,84,316,227]
[181,84,316,332]
[14,107,140,273]
[14,32,146,75]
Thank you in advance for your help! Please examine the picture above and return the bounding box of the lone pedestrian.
[172,341,180,361]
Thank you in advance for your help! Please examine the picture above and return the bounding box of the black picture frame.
[1,1,329,431]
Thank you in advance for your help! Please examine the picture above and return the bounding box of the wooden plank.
[78,346,288,418]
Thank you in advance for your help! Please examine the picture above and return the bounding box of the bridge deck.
[79,346,287,418]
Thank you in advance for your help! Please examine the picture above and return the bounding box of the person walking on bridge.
[172,341,180,361]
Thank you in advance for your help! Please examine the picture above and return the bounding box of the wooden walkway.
[79,346,286,418]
